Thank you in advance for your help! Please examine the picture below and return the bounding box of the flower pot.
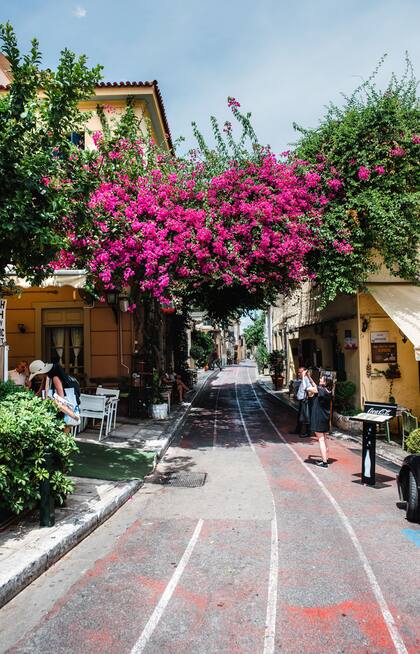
[150,403,168,420]
[271,374,284,390]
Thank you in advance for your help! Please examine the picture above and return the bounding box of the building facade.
[268,270,420,419]
[1,55,173,386]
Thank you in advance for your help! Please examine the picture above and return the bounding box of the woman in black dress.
[310,376,333,468]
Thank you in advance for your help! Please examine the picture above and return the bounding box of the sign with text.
[371,331,389,343]
[0,300,6,345]
[371,342,397,363]
[364,401,398,418]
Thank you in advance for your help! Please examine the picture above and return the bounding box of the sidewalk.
[0,369,215,608]
[257,374,406,468]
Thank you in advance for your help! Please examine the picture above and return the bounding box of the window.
[43,326,84,377]
[69,132,85,149]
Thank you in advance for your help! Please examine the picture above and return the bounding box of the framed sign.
[371,331,389,343]
[371,342,397,363]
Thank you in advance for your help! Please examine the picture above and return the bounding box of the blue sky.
[3,1,420,154]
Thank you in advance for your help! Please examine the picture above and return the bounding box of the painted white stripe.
[213,386,221,449]
[130,519,204,654]
[235,366,278,654]
[246,366,408,654]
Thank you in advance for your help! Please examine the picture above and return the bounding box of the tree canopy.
[294,55,420,304]
[0,23,102,289]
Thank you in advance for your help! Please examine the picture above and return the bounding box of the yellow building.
[270,271,420,423]
[0,57,173,388]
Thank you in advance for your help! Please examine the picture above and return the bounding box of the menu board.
[371,342,397,363]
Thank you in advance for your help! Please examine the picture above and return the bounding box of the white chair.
[96,387,120,431]
[79,394,111,441]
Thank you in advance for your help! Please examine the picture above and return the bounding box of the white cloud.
[73,5,87,18]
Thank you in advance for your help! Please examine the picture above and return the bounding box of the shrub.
[255,343,269,372]
[406,428,420,454]
[0,391,78,514]
[0,380,26,401]
[335,380,357,413]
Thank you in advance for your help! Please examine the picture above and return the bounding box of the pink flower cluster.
[358,166,370,181]
[61,142,327,305]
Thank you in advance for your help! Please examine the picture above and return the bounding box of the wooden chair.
[401,410,418,450]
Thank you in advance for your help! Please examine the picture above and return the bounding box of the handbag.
[299,397,310,423]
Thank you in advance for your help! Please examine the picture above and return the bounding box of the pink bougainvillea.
[358,166,370,181]
[58,139,327,307]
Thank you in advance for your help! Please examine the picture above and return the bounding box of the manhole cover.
[156,472,207,487]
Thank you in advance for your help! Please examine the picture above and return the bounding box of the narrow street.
[0,363,418,654]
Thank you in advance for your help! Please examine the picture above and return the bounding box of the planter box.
[333,411,363,435]
[150,403,168,420]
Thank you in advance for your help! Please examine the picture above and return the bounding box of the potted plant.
[269,350,285,389]
[374,363,401,403]
[149,370,168,420]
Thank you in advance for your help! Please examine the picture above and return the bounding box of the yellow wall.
[6,287,133,382]
[78,98,157,150]
[358,291,420,416]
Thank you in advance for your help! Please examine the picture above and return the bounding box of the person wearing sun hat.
[28,359,80,426]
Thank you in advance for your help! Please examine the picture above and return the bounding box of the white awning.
[367,284,420,361]
[8,270,87,289]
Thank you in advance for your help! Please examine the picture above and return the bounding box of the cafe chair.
[96,386,120,431]
[79,394,111,441]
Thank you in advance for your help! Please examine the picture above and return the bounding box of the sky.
[2,0,420,155]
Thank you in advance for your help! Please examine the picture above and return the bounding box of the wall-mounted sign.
[371,342,397,363]
[371,331,389,343]
[0,300,6,346]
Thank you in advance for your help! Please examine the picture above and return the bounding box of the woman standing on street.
[310,375,334,469]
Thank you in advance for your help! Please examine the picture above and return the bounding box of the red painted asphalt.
[1,363,419,654]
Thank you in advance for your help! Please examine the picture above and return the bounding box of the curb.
[256,378,405,469]
[144,369,219,459]
[0,478,142,609]
[0,370,217,607]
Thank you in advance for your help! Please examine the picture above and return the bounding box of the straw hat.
[29,360,53,381]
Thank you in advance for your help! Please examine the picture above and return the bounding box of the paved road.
[1,363,419,654]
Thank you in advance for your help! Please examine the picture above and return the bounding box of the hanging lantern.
[161,301,176,315]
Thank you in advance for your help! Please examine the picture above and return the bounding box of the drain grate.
[155,471,207,487]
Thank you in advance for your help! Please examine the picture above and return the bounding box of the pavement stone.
[257,374,406,467]
[0,369,215,608]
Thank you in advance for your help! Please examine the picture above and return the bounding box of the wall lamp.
[399,329,408,344]
[18,323,26,334]
[361,317,370,333]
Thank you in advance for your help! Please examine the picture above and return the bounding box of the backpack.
[63,374,81,405]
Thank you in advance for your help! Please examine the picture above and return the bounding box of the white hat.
[29,360,53,381]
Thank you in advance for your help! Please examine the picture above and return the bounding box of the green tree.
[0,23,102,289]
[243,313,265,349]
[294,55,420,305]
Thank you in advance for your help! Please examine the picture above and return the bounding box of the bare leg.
[316,432,328,463]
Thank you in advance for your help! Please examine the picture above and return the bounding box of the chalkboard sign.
[371,342,397,363]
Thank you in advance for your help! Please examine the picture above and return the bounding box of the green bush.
[0,390,78,514]
[190,330,214,367]
[255,343,269,372]
[334,380,357,413]
[0,380,26,401]
[406,428,420,454]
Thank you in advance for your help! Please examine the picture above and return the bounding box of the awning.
[7,270,87,289]
[367,284,420,361]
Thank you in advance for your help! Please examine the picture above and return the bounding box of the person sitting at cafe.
[8,361,30,387]
[176,373,189,403]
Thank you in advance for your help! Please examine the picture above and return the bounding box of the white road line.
[246,366,408,654]
[213,386,221,449]
[235,366,278,654]
[130,519,204,654]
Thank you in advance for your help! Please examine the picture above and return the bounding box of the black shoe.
[315,461,328,468]
[299,433,310,438]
